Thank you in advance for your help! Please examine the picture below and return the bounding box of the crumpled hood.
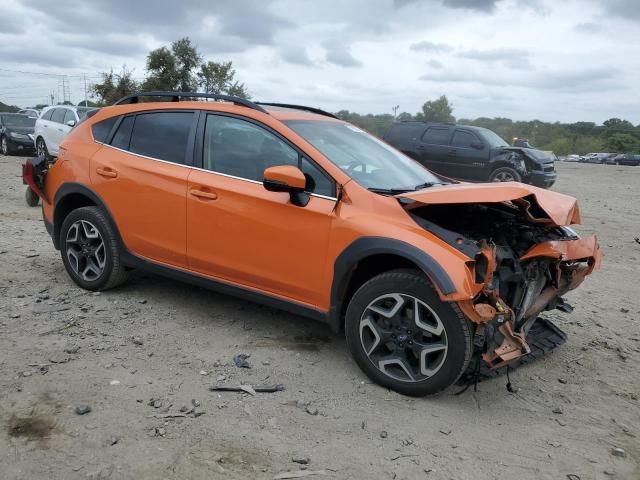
[397,182,580,226]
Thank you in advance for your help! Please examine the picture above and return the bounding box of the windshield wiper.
[367,187,413,195]
[413,181,445,190]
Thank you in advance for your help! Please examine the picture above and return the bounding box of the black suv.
[383,122,556,188]
[0,113,36,156]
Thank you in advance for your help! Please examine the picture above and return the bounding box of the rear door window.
[421,127,450,145]
[128,112,194,164]
[110,116,135,150]
[451,130,478,148]
[50,108,66,124]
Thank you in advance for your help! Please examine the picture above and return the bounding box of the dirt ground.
[0,155,638,480]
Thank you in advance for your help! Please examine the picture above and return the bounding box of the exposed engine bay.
[406,195,601,370]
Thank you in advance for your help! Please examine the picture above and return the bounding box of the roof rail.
[255,102,338,119]
[113,91,269,114]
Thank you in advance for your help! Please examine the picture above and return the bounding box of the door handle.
[96,167,118,178]
[189,188,217,200]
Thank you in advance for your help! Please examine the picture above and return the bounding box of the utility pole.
[83,74,88,107]
[392,105,399,118]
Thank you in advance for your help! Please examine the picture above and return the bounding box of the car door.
[186,112,335,308]
[447,129,487,180]
[416,126,452,175]
[90,110,196,267]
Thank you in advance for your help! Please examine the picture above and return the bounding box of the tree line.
[337,95,640,155]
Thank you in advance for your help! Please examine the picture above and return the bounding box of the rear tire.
[345,269,472,396]
[489,166,521,183]
[59,206,128,291]
[25,187,40,207]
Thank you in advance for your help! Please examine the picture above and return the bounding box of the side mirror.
[470,141,483,150]
[263,165,309,207]
[66,119,76,127]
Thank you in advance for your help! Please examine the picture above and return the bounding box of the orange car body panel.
[40,100,600,320]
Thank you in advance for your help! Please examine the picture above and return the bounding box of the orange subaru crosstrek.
[24,92,601,396]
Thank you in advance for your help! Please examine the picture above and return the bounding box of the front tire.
[59,206,128,291]
[489,166,522,183]
[1,136,10,156]
[345,269,472,396]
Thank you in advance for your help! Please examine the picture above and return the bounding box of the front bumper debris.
[458,235,601,369]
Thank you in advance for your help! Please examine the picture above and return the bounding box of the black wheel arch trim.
[328,237,456,332]
[52,182,124,251]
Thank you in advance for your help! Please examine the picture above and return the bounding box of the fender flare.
[327,237,456,332]
[52,182,124,250]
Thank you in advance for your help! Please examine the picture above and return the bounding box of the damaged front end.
[399,183,601,371]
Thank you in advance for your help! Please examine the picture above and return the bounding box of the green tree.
[172,37,202,91]
[141,46,179,91]
[198,61,249,98]
[92,66,139,105]
[415,95,455,123]
[606,132,639,152]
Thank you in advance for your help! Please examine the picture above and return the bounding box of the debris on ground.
[273,470,328,479]
[75,404,92,415]
[209,384,285,394]
[305,406,319,416]
[292,456,310,465]
[233,353,252,368]
[380,431,388,439]
[132,336,144,345]
[611,447,626,458]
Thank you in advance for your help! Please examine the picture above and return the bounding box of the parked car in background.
[608,153,640,166]
[34,105,96,158]
[564,154,581,162]
[382,122,556,188]
[18,108,41,118]
[580,152,615,164]
[0,113,36,156]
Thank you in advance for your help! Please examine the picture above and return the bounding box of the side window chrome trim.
[97,142,338,201]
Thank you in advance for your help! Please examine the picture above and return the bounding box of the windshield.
[2,115,35,127]
[285,120,444,192]
[481,128,509,148]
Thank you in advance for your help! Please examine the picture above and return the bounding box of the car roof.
[96,101,341,122]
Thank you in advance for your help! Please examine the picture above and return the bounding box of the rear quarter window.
[384,123,426,149]
[92,117,118,143]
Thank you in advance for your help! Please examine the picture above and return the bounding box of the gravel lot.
[1,155,638,480]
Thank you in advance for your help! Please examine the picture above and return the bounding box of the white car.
[18,108,40,118]
[34,105,95,158]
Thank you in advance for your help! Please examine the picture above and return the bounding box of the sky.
[1,0,639,124]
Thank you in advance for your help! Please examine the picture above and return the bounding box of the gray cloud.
[457,48,532,70]
[603,0,640,21]
[323,42,363,68]
[427,59,445,69]
[410,41,454,53]
[279,46,313,66]
[442,0,501,13]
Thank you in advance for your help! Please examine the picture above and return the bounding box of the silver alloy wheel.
[65,220,106,281]
[359,293,448,383]
[492,171,515,182]
[1,137,7,155]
